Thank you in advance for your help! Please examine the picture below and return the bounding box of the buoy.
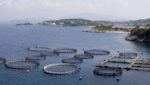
[116,78,120,82]
[79,75,83,80]
[26,69,30,73]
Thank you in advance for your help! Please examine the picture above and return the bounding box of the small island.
[82,25,131,33]
[37,19,96,26]
[126,26,150,43]
[16,23,33,26]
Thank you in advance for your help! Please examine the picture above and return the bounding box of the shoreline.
[82,28,129,33]
[126,35,150,43]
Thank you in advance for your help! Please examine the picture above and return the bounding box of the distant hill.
[38,19,97,26]
[16,23,33,26]
[20,18,150,26]
[127,18,150,26]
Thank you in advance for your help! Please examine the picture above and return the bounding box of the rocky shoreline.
[82,29,129,33]
[126,35,150,43]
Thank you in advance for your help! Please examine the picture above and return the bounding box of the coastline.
[126,35,150,43]
[82,28,129,33]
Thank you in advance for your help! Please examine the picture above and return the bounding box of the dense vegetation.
[38,19,97,26]
[126,27,150,43]
[130,27,150,38]
[38,18,150,26]
[93,25,131,32]
[93,25,112,31]
[16,23,33,26]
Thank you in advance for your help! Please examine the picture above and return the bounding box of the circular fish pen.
[43,63,80,75]
[5,60,40,69]
[93,67,122,76]
[119,52,137,58]
[0,58,6,64]
[53,48,77,54]
[40,52,59,57]
[28,46,51,52]
[26,55,46,60]
[84,49,110,55]
[74,54,94,59]
[61,57,83,64]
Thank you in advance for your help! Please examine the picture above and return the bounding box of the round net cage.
[84,49,110,55]
[5,60,40,69]
[28,46,51,52]
[113,56,135,59]
[40,52,59,57]
[53,48,77,54]
[74,54,94,59]
[93,67,122,76]
[43,63,80,75]
[26,55,46,60]
[0,58,6,64]
[119,52,137,58]
[61,57,83,64]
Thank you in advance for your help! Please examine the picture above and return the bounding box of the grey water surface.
[0,23,150,85]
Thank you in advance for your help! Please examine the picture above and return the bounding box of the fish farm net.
[0,58,6,64]
[61,57,83,64]
[130,58,150,71]
[26,55,46,60]
[113,56,136,59]
[93,67,122,76]
[134,58,150,65]
[43,63,80,75]
[119,52,137,58]
[28,46,51,52]
[104,61,130,68]
[40,52,59,57]
[53,48,77,54]
[5,60,40,69]
[112,57,133,63]
[74,54,94,59]
[84,49,110,55]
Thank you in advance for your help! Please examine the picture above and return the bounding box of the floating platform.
[43,63,80,75]
[5,60,40,69]
[96,54,150,72]
[84,49,110,55]
[93,67,122,76]
[53,48,77,54]
[28,46,51,52]
[61,57,83,64]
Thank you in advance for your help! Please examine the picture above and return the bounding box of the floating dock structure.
[96,53,150,71]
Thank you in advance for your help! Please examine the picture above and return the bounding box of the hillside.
[126,27,150,43]
[38,19,97,26]
[16,18,150,27]
[127,18,150,26]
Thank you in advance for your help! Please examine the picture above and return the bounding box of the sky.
[0,0,150,22]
